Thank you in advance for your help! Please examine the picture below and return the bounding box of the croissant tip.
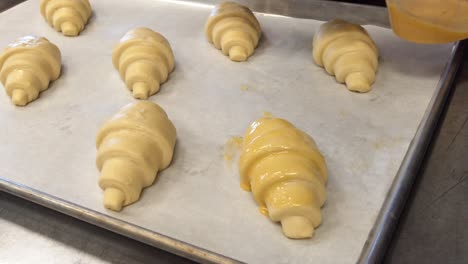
[61,22,79,37]
[132,82,150,99]
[11,89,28,106]
[229,46,248,62]
[345,73,372,93]
[104,187,125,211]
[281,216,315,239]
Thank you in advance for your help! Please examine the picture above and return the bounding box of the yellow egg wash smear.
[223,136,243,166]
[223,113,272,166]
[387,0,468,43]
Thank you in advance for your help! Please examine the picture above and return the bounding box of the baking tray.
[0,0,463,263]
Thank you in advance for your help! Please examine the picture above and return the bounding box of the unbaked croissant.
[96,101,177,211]
[40,0,92,37]
[112,27,175,99]
[239,117,327,239]
[205,1,262,62]
[313,19,379,93]
[0,36,61,106]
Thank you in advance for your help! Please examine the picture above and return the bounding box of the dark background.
[332,0,387,6]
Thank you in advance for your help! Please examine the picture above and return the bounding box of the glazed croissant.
[239,117,327,239]
[0,36,61,106]
[112,27,175,99]
[205,1,262,62]
[40,0,92,37]
[313,19,379,93]
[96,101,177,211]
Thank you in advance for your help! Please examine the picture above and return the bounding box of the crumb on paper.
[223,136,243,168]
[240,84,249,91]
[339,109,348,117]
[262,111,273,118]
[373,137,406,150]
[373,140,384,150]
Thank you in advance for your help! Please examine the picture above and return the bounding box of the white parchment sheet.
[0,0,453,263]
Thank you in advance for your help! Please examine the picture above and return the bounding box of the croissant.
[239,117,327,239]
[40,0,92,37]
[112,27,175,100]
[0,36,61,106]
[205,1,262,62]
[312,19,379,93]
[96,101,177,211]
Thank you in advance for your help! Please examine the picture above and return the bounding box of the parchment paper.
[0,0,453,263]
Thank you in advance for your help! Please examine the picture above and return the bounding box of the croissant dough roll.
[40,0,92,37]
[239,117,327,239]
[0,36,61,106]
[313,19,379,93]
[96,101,177,211]
[205,1,262,62]
[112,27,175,99]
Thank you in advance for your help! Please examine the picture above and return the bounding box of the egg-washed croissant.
[0,36,61,106]
[112,27,175,100]
[313,19,379,93]
[205,1,262,62]
[40,0,92,37]
[239,117,328,239]
[96,101,177,211]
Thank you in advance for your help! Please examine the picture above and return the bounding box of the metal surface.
[358,41,465,263]
[0,191,195,264]
[0,0,25,11]
[0,1,461,264]
[0,178,239,264]
[385,42,468,264]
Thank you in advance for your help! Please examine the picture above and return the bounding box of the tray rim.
[0,1,463,263]
[357,40,464,263]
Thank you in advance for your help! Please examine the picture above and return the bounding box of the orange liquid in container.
[386,0,468,44]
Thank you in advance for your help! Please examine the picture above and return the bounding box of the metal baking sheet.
[0,0,460,263]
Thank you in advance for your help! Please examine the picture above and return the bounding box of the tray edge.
[357,40,465,264]
[0,177,243,264]
[0,1,461,263]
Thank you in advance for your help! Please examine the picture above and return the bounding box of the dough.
[112,27,175,100]
[239,117,327,239]
[205,1,261,62]
[96,101,177,211]
[40,0,92,37]
[313,19,379,93]
[0,36,61,106]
